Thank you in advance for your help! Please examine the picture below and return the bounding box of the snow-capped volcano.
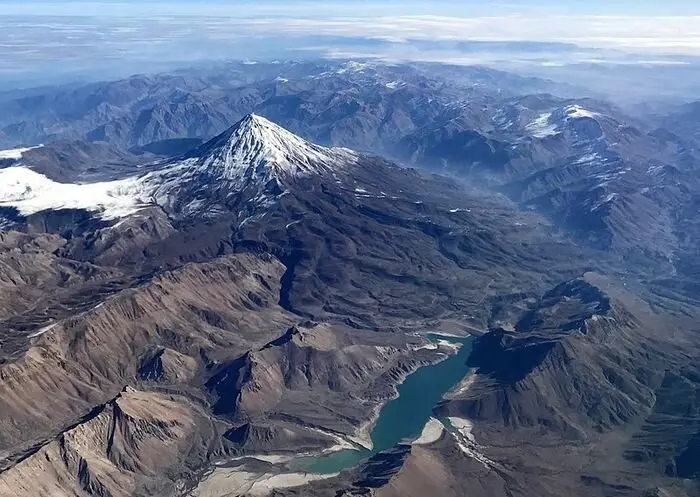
[147,113,358,215]
[187,113,356,181]
[0,114,357,221]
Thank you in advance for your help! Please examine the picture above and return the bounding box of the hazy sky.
[0,0,697,50]
[1,1,700,88]
[2,0,700,16]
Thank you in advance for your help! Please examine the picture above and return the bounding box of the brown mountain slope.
[208,322,430,438]
[0,388,208,497]
[422,275,700,497]
[276,275,700,497]
[0,247,442,497]
[1,116,697,497]
[0,252,294,458]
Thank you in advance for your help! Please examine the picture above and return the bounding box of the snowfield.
[0,166,150,219]
[0,145,43,160]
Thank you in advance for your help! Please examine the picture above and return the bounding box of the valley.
[291,334,474,474]
[0,59,699,497]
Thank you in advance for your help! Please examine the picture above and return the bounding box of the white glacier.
[0,166,150,219]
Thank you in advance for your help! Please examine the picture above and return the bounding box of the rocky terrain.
[0,61,699,497]
[0,115,591,496]
[259,275,700,497]
[2,61,695,267]
[0,61,578,151]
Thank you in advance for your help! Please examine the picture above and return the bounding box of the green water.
[292,334,473,474]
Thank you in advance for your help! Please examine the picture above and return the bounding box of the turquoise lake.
[292,334,474,474]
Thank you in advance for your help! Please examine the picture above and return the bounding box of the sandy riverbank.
[192,468,338,497]
[412,417,445,445]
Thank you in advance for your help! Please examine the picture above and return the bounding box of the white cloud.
[2,8,700,87]
[228,14,700,53]
[2,2,700,54]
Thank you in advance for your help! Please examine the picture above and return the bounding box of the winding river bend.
[292,334,474,474]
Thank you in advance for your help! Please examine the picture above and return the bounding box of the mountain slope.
[1,114,596,327]
[5,62,693,270]
[0,114,357,221]
[0,61,573,151]
[0,113,691,497]
[0,388,209,497]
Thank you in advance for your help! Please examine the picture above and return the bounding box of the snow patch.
[337,61,370,74]
[493,109,516,130]
[0,166,150,220]
[27,322,58,338]
[647,164,666,175]
[0,145,43,160]
[0,115,358,221]
[447,417,497,469]
[575,152,601,165]
[591,192,618,212]
[526,112,558,138]
[384,80,405,90]
[565,105,598,119]
[448,417,475,442]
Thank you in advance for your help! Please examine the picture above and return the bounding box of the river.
[291,333,474,474]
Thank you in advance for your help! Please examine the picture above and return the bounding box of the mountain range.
[0,60,700,497]
[2,60,696,269]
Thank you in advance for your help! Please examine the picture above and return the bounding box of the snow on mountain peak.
[0,116,359,222]
[526,104,600,139]
[564,105,598,120]
[526,112,558,138]
[189,113,356,182]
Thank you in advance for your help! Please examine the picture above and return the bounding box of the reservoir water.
[292,334,474,474]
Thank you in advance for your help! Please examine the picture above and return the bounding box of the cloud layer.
[1,4,700,87]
